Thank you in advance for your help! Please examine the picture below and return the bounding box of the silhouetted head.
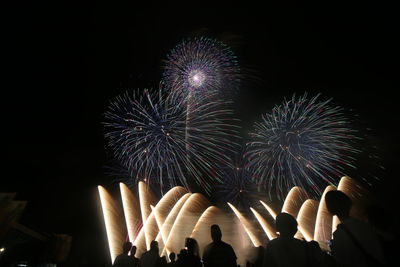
[257,246,264,258]
[123,241,132,254]
[276,212,298,237]
[210,224,222,242]
[169,252,176,262]
[150,240,159,252]
[308,240,320,249]
[178,249,187,259]
[185,237,199,256]
[325,190,352,220]
[130,245,137,257]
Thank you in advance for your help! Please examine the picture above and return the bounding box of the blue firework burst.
[246,93,361,198]
[104,89,239,193]
[214,153,262,210]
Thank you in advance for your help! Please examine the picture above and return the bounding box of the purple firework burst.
[162,37,240,102]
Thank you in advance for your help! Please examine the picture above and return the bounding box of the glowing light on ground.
[297,199,318,241]
[228,203,262,247]
[98,186,126,263]
[281,186,307,218]
[163,194,209,255]
[138,182,157,249]
[250,207,277,240]
[155,193,191,253]
[98,176,366,264]
[260,200,278,219]
[314,185,336,249]
[120,183,141,243]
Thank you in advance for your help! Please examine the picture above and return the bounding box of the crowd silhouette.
[113,190,395,267]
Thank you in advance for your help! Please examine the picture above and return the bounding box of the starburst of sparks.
[214,152,262,210]
[246,93,361,199]
[162,37,240,102]
[104,89,239,193]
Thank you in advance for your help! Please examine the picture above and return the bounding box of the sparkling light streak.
[228,202,263,247]
[120,183,141,243]
[296,199,318,241]
[250,207,277,240]
[138,181,157,249]
[155,193,191,252]
[98,186,126,263]
[313,185,336,249]
[260,200,278,219]
[163,194,209,255]
[281,186,307,218]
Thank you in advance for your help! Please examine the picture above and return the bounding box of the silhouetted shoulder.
[203,241,236,267]
[113,254,135,267]
[264,237,308,267]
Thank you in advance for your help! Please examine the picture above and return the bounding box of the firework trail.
[246,93,361,199]
[104,89,239,193]
[162,37,240,180]
[162,37,240,102]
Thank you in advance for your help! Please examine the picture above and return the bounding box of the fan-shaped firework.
[246,93,361,199]
[162,37,240,101]
[104,89,239,193]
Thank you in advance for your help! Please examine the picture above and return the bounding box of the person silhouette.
[176,249,187,267]
[202,224,237,267]
[130,245,140,267]
[113,241,135,267]
[262,212,308,267]
[254,246,264,267]
[180,238,201,267]
[140,240,160,267]
[325,190,385,267]
[167,252,176,267]
[157,255,167,267]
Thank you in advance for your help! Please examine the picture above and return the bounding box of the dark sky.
[3,1,399,264]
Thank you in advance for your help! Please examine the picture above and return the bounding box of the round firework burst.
[104,89,239,193]
[214,152,263,210]
[162,37,240,101]
[246,93,361,199]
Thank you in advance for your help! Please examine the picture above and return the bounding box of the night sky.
[4,2,399,265]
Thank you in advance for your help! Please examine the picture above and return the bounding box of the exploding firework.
[104,89,239,193]
[162,37,240,101]
[214,151,262,210]
[246,93,361,199]
[215,166,261,210]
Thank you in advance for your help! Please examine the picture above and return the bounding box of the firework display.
[246,93,360,198]
[162,37,240,102]
[214,152,262,209]
[103,36,373,202]
[98,176,366,264]
[104,89,239,193]
[97,33,386,267]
